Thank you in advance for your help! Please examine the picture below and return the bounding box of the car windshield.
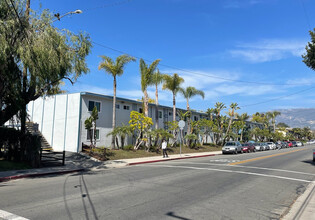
[241,144,247,146]
[225,142,236,146]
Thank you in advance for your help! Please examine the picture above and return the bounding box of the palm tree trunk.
[172,92,176,122]
[111,76,117,149]
[186,98,190,134]
[144,90,149,117]
[155,84,159,129]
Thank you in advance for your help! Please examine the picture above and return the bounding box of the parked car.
[291,141,298,147]
[222,141,242,154]
[296,141,303,147]
[260,143,269,151]
[266,142,276,150]
[241,143,256,153]
[254,143,262,151]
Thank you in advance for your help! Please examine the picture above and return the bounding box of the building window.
[123,105,130,110]
[194,116,198,121]
[88,101,101,112]
[139,108,143,113]
[87,129,100,140]
[132,104,137,111]
[116,104,120,109]
[159,111,162,118]
[169,112,172,116]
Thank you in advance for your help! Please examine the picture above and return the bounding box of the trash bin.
[313,149,315,162]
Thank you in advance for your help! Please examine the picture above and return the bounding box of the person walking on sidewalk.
[162,140,168,158]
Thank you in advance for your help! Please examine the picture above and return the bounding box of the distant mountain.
[275,108,315,129]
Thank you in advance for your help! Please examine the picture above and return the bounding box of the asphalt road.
[1,146,315,220]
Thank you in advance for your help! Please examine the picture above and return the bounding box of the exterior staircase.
[26,122,65,166]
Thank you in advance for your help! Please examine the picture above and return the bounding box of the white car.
[266,142,276,150]
[222,141,242,154]
[296,141,303,147]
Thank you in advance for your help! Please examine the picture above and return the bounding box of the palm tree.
[206,108,215,121]
[150,69,164,129]
[214,102,226,144]
[224,103,240,143]
[237,113,250,141]
[179,86,205,134]
[267,111,281,133]
[139,58,160,118]
[98,54,136,149]
[162,73,185,122]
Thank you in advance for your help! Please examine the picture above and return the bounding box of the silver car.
[222,141,242,154]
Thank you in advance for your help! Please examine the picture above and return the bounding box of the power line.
[239,86,315,108]
[92,40,312,86]
[299,0,312,30]
[83,0,133,12]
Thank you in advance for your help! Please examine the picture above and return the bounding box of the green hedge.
[0,127,41,167]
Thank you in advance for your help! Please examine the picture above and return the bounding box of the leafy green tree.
[139,58,160,118]
[128,111,153,150]
[98,54,136,149]
[150,69,165,129]
[303,29,315,71]
[179,86,205,134]
[162,73,185,122]
[0,0,91,126]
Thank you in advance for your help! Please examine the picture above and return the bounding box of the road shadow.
[166,211,191,220]
[301,159,315,166]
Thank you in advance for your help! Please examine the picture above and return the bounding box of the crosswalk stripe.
[0,210,29,220]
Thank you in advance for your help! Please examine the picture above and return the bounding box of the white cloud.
[229,39,307,63]
[213,84,277,96]
[160,69,241,89]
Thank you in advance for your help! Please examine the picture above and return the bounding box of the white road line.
[141,164,312,183]
[0,210,29,220]
[179,162,315,176]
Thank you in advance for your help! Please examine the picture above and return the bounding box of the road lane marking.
[209,159,240,163]
[0,210,29,220]
[176,162,315,176]
[141,164,312,183]
[228,148,307,165]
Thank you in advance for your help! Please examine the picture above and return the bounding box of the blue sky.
[33,0,315,115]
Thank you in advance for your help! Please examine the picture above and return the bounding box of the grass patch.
[92,144,221,161]
[0,159,32,172]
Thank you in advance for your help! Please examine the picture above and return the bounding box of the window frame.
[88,100,101,113]
[87,129,100,141]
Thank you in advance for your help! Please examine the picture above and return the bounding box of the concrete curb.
[0,168,85,183]
[127,153,217,166]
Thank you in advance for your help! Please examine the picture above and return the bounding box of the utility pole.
[20,0,30,160]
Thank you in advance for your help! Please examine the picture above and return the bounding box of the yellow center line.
[229,148,307,165]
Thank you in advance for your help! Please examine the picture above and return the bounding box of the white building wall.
[27,93,80,152]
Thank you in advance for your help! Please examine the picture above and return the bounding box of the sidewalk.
[0,151,221,182]
[282,181,315,220]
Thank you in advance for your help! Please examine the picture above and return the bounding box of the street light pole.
[53,10,82,22]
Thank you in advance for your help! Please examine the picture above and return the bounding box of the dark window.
[88,101,101,112]
[116,104,120,109]
[123,105,130,110]
[169,112,172,116]
[194,116,198,121]
[159,111,162,118]
[87,129,100,140]
[139,108,143,113]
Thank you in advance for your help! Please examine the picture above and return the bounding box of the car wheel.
[235,149,238,154]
